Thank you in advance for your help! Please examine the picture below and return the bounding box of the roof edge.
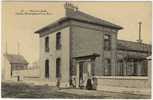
[35,17,123,34]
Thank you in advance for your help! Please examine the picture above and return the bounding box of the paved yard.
[1,82,151,99]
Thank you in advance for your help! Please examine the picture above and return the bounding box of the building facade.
[35,3,151,88]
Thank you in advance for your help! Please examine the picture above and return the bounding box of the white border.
[0,0,152,100]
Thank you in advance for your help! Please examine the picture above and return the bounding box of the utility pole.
[137,21,143,43]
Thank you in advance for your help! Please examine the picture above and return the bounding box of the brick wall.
[70,20,118,76]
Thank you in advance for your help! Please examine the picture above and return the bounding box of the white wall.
[3,58,11,81]
[95,76,151,95]
[39,27,70,87]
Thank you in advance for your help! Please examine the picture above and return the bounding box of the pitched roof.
[67,10,123,29]
[5,54,28,64]
[117,40,151,53]
[35,9,123,33]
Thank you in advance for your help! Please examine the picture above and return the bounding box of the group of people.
[70,76,95,90]
[56,76,97,90]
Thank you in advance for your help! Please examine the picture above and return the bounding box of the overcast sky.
[2,1,152,64]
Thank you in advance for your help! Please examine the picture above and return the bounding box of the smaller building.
[3,54,28,81]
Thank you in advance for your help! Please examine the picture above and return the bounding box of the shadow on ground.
[1,82,151,99]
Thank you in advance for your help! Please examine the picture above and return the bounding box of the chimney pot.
[64,2,79,16]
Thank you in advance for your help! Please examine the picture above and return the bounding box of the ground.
[1,82,151,99]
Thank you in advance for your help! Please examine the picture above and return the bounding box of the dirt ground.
[1,82,151,99]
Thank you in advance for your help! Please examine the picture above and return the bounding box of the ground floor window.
[133,61,137,76]
[56,58,61,78]
[118,59,148,76]
[45,59,49,78]
[104,59,111,76]
[126,61,135,76]
[117,60,124,76]
[141,60,148,76]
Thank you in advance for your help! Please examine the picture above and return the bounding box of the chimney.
[137,21,143,43]
[64,2,78,17]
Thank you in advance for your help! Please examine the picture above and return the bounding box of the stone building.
[35,3,151,88]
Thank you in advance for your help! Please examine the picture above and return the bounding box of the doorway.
[78,61,92,88]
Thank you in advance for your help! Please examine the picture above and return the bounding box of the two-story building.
[35,3,151,88]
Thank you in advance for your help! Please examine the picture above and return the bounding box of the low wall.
[94,76,151,95]
[13,68,40,77]
[22,76,57,86]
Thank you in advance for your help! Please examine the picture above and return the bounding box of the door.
[79,62,92,88]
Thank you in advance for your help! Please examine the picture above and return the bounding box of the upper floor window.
[45,36,49,52]
[104,34,111,50]
[56,32,61,50]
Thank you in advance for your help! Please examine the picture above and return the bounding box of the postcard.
[1,1,152,99]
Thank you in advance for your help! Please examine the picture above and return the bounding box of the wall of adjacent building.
[39,27,70,87]
[117,50,150,76]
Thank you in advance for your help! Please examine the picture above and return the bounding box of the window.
[104,59,111,76]
[45,59,49,78]
[45,36,49,52]
[117,60,124,76]
[141,60,148,76]
[104,34,111,50]
[11,65,13,76]
[126,61,134,76]
[56,32,61,50]
[56,58,61,78]
[133,61,137,76]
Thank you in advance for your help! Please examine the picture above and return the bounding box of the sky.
[2,1,152,64]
